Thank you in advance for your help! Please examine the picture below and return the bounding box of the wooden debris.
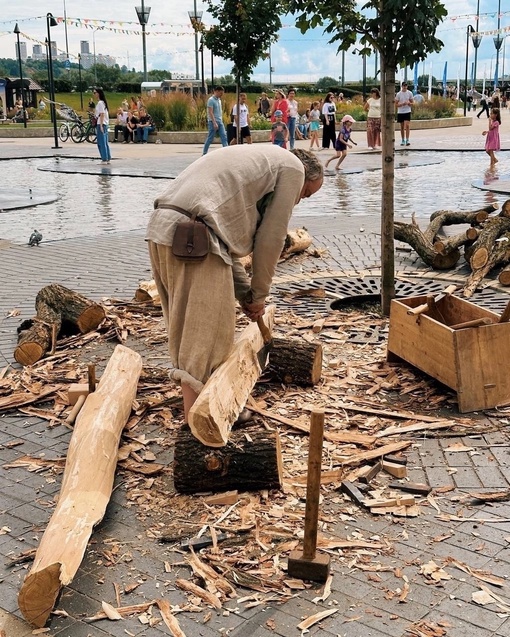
[297,608,338,631]
[175,579,222,609]
[156,600,186,637]
[389,482,432,496]
[382,461,407,479]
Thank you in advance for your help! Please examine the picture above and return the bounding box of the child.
[483,108,501,165]
[325,114,356,170]
[308,101,321,150]
[271,110,289,148]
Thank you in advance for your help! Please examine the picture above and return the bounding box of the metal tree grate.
[272,275,509,317]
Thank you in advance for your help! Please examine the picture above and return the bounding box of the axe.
[256,316,273,370]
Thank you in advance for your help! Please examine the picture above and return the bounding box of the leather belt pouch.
[172,216,209,262]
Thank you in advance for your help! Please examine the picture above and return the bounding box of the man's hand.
[241,300,265,321]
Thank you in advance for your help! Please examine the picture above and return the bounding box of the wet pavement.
[1,113,510,637]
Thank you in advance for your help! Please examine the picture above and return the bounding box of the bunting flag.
[442,62,447,97]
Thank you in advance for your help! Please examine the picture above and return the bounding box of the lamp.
[471,0,482,89]
[199,36,205,94]
[493,0,502,88]
[464,25,475,116]
[135,0,151,82]
[78,53,83,110]
[46,13,60,149]
[188,1,203,81]
[13,23,27,129]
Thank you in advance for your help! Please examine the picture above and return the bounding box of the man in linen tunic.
[146,145,323,422]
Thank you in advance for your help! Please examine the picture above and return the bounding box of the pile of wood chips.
[2,292,508,633]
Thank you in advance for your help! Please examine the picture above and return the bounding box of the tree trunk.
[173,424,283,494]
[463,232,510,297]
[468,217,510,270]
[266,338,322,386]
[18,345,143,627]
[15,284,106,366]
[394,221,461,269]
[380,56,395,316]
[424,207,493,244]
[433,229,478,255]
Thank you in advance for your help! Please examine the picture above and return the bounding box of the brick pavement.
[1,121,510,637]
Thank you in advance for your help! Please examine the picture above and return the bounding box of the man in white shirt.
[395,81,414,146]
[230,92,252,145]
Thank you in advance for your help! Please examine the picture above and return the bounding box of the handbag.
[167,206,210,262]
[91,115,98,127]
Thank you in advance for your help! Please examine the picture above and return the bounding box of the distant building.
[15,41,27,62]
[31,44,44,60]
[80,41,90,55]
[79,51,117,70]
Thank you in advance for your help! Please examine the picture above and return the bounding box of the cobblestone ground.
[1,130,510,637]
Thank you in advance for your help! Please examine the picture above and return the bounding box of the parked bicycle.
[69,113,97,144]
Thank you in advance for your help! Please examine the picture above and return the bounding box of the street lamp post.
[472,0,482,90]
[46,13,60,149]
[135,0,151,82]
[78,53,83,110]
[493,0,503,88]
[188,2,203,82]
[464,25,475,116]
[199,37,205,94]
[13,23,27,129]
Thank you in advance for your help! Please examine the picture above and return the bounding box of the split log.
[15,284,105,366]
[173,424,283,494]
[134,279,160,305]
[18,345,143,628]
[266,338,322,386]
[188,306,275,447]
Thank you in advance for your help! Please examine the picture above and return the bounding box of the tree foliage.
[203,0,283,82]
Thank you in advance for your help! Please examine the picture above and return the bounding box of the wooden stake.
[87,364,96,393]
[287,410,330,582]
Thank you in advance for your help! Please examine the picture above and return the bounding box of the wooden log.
[425,206,494,244]
[18,345,143,628]
[265,338,322,386]
[433,229,478,255]
[173,424,283,494]
[188,306,275,447]
[14,284,105,366]
[469,217,510,270]
[498,264,510,286]
[394,222,460,270]
[463,232,510,298]
[281,227,313,258]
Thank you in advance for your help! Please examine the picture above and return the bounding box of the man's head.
[291,149,324,200]
[239,92,247,103]
[401,82,408,90]
[214,86,224,96]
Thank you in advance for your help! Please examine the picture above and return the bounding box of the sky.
[0,1,509,86]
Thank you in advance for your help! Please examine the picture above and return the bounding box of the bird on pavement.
[28,230,43,246]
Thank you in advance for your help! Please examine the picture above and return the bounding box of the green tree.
[203,0,283,141]
[315,76,338,90]
[286,0,447,314]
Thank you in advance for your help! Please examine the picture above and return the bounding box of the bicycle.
[70,114,97,144]
[50,100,84,143]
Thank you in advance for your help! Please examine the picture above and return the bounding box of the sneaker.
[406,140,411,146]
[400,140,405,146]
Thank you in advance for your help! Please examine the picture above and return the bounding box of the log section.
[15,284,105,366]
[266,338,322,386]
[173,424,283,494]
[18,345,143,627]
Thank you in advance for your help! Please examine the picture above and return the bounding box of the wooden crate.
[387,294,510,413]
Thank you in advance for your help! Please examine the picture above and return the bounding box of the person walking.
[477,90,491,119]
[395,81,413,146]
[271,110,289,148]
[483,107,501,166]
[364,87,381,149]
[146,146,323,424]
[287,88,299,150]
[325,114,355,170]
[271,89,289,124]
[203,86,228,155]
[308,101,321,150]
[93,88,111,164]
[230,93,252,145]
[321,93,337,149]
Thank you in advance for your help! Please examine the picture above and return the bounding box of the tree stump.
[173,424,283,494]
[15,284,106,366]
[266,338,322,386]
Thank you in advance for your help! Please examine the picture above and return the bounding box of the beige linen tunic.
[146,145,305,389]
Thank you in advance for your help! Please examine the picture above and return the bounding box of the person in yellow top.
[364,87,381,149]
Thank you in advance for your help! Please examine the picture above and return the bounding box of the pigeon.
[28,230,43,246]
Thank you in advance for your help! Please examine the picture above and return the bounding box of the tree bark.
[498,263,510,286]
[266,338,322,386]
[18,345,143,627]
[15,284,105,366]
[463,232,510,297]
[173,424,283,494]
[468,217,510,270]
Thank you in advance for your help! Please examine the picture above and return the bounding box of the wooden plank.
[18,345,143,628]
[188,306,275,447]
[359,462,382,484]
[337,441,412,467]
[388,481,432,495]
[382,460,407,478]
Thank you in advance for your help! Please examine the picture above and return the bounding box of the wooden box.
[387,294,510,413]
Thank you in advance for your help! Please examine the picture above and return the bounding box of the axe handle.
[407,302,429,316]
[257,317,272,344]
